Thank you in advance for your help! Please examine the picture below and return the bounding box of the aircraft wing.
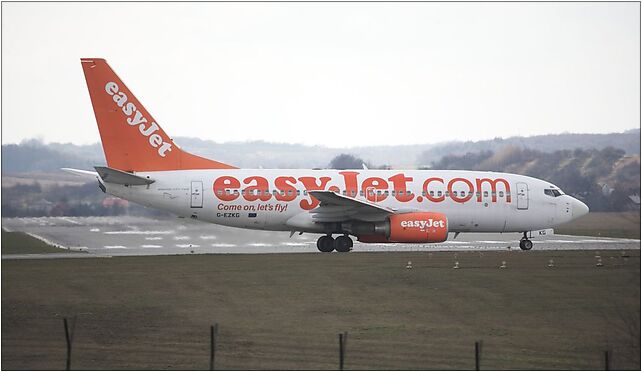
[307,190,394,222]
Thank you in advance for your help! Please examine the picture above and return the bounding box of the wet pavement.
[2,216,640,258]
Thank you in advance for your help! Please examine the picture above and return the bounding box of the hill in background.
[1,129,639,215]
[1,129,639,172]
[431,146,640,212]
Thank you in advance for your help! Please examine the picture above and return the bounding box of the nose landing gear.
[519,232,533,250]
[316,234,353,252]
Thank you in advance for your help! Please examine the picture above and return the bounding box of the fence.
[61,318,616,370]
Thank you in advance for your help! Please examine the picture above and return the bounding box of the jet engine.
[344,212,449,243]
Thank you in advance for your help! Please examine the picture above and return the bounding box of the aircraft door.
[191,181,203,208]
[516,182,529,210]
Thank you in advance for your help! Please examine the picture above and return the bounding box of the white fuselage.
[104,169,585,234]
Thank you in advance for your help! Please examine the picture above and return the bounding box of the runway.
[2,216,639,258]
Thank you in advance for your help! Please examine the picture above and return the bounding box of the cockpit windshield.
[544,188,562,197]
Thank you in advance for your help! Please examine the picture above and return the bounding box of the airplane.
[64,58,590,252]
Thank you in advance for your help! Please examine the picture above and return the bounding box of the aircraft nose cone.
[571,198,589,219]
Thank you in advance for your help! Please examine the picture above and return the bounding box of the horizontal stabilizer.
[61,168,99,178]
[94,166,155,185]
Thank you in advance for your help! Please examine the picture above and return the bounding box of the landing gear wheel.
[519,239,533,250]
[317,235,335,252]
[334,235,353,253]
[519,231,533,251]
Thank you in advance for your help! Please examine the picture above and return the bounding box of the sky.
[2,2,640,148]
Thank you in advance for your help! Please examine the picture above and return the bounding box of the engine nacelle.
[357,212,448,243]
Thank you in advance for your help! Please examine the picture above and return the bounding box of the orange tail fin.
[81,58,236,172]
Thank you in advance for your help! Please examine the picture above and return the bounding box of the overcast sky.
[2,2,640,148]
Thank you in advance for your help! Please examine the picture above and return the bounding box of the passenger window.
[430,191,434,196]
[304,190,308,196]
[287,190,293,196]
[297,190,301,196]
[217,190,223,195]
[392,190,396,196]
[499,191,504,197]
[384,191,389,196]
[445,191,450,197]
[483,191,489,197]
[437,191,442,197]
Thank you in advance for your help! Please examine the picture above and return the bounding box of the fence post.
[63,317,76,371]
[604,350,609,371]
[210,324,218,370]
[475,341,481,371]
[339,331,348,370]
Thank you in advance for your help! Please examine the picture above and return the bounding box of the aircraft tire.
[519,239,533,250]
[317,235,335,252]
[334,235,353,252]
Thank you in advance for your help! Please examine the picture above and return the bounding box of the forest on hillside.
[430,146,640,211]
[2,146,639,216]
[2,129,639,172]
[2,129,639,216]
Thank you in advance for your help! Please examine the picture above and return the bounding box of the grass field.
[555,211,640,239]
[1,230,72,254]
[2,249,640,370]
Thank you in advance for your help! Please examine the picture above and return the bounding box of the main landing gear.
[316,234,353,253]
[519,232,533,250]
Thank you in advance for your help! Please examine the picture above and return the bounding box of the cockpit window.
[544,189,562,197]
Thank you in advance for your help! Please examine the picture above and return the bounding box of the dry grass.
[2,250,640,370]
[556,211,640,239]
[1,230,71,254]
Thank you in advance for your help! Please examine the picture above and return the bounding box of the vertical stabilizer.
[81,58,236,172]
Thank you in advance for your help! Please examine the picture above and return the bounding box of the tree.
[329,154,367,170]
